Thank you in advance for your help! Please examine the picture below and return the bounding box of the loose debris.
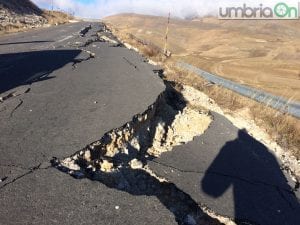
[52,84,217,225]
[80,24,92,37]
[85,50,95,58]
[71,50,95,69]
[99,34,120,45]
[54,85,211,173]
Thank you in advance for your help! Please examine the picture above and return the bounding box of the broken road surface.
[0,22,173,225]
[0,22,299,225]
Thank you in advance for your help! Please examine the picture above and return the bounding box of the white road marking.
[57,35,73,43]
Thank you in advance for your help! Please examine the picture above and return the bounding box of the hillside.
[0,0,42,14]
[105,14,300,101]
[0,0,72,34]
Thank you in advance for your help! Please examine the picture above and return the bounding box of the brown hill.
[105,13,300,101]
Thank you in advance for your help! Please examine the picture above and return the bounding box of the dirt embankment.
[0,0,73,34]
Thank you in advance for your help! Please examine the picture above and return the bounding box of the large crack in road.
[48,25,298,225]
[51,80,221,225]
[0,24,99,190]
[1,23,298,225]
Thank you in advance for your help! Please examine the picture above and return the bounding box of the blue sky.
[32,0,299,19]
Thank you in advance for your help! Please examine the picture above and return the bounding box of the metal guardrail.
[178,62,300,119]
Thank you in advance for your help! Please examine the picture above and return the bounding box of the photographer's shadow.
[202,129,300,225]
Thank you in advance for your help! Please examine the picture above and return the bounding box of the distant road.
[178,62,300,119]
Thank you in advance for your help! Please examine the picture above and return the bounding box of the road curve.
[178,62,300,119]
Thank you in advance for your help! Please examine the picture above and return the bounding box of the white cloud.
[31,0,300,19]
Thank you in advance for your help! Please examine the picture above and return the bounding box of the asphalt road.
[0,22,299,225]
[0,22,173,225]
[148,113,300,225]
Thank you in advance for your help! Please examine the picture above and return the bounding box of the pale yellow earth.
[104,14,300,101]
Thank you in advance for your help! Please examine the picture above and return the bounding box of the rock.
[84,150,91,161]
[0,177,8,182]
[129,159,143,169]
[0,4,48,32]
[61,158,81,171]
[100,160,114,172]
[90,52,96,58]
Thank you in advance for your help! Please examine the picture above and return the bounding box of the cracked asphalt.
[148,113,300,225]
[0,22,299,225]
[0,22,173,225]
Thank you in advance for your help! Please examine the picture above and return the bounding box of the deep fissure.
[52,80,217,225]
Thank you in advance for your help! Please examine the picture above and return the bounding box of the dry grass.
[109,26,164,61]
[42,10,73,25]
[0,22,37,35]
[105,20,300,157]
[164,65,300,157]
[0,23,23,34]
[104,14,300,101]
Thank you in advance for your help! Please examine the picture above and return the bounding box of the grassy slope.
[105,14,300,101]
[42,10,73,25]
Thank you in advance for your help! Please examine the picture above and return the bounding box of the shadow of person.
[0,50,82,94]
[202,129,300,225]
